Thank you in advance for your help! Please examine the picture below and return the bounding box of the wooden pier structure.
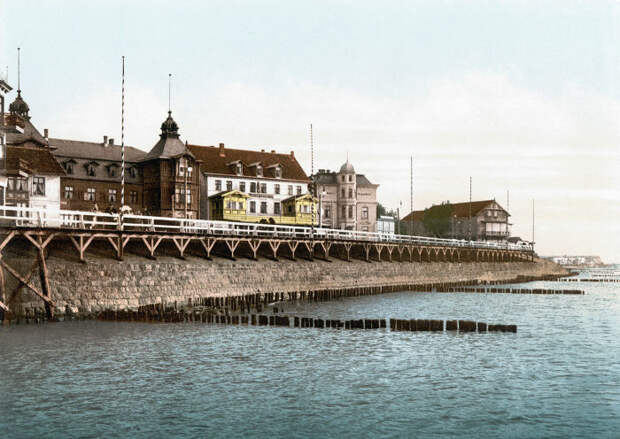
[0,206,535,320]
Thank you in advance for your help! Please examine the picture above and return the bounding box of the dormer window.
[107,163,120,177]
[85,161,99,177]
[236,163,243,176]
[127,166,137,179]
[274,166,282,178]
[256,165,263,177]
[63,159,76,175]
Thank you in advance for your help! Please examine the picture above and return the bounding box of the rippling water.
[1,271,619,439]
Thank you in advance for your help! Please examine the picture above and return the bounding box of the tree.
[376,203,387,217]
[423,202,453,238]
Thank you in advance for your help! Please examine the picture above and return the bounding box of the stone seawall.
[6,246,567,316]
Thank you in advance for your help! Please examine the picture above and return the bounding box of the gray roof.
[50,138,146,162]
[312,172,375,186]
[356,174,374,186]
[6,117,47,147]
[142,136,190,162]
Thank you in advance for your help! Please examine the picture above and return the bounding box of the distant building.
[376,215,395,235]
[401,199,510,240]
[312,161,378,232]
[188,143,317,225]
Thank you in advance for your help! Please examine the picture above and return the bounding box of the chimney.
[109,138,114,145]
[290,150,295,157]
[44,128,49,140]
[218,143,225,157]
[103,135,108,146]
[271,149,275,153]
[260,149,265,153]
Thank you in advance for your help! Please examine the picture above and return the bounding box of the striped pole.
[121,56,125,210]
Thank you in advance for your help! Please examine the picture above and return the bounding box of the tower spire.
[17,47,20,91]
[168,73,172,114]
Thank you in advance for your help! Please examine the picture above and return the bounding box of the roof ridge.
[188,143,293,157]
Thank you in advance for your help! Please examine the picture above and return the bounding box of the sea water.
[1,270,619,438]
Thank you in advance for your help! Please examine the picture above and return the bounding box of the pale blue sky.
[2,0,619,260]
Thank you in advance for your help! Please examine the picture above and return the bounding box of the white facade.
[376,215,395,235]
[203,174,308,219]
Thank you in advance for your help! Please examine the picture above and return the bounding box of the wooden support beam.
[267,240,281,261]
[172,237,190,258]
[37,240,53,319]
[248,239,261,260]
[199,237,215,259]
[0,260,53,306]
[225,239,240,260]
[0,231,16,252]
[286,241,299,261]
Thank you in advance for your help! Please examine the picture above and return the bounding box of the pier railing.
[0,205,532,252]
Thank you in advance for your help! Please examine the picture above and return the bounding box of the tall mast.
[121,56,125,211]
[410,156,413,236]
[310,123,314,236]
[468,176,472,240]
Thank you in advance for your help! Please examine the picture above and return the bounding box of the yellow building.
[209,191,318,225]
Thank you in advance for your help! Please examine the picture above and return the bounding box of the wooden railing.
[0,205,533,252]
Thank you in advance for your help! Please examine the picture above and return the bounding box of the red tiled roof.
[188,144,309,182]
[6,146,66,175]
[402,200,502,222]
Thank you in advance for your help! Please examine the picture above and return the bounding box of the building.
[312,161,378,231]
[376,215,395,235]
[401,199,510,240]
[188,143,317,225]
[2,86,65,216]
[50,110,199,217]
[51,136,144,213]
[140,112,199,218]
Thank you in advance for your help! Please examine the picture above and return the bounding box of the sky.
[1,0,619,261]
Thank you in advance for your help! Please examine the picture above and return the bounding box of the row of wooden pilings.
[559,278,620,283]
[96,309,517,333]
[443,287,584,295]
[1,272,571,325]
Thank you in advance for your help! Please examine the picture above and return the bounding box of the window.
[274,167,282,178]
[239,182,246,192]
[342,206,346,217]
[296,186,302,195]
[260,202,267,214]
[130,191,138,204]
[85,188,96,201]
[348,175,353,182]
[236,163,243,176]
[250,182,257,193]
[288,205,294,214]
[274,184,280,194]
[348,205,353,218]
[108,189,117,202]
[288,185,293,195]
[362,226,369,232]
[260,183,267,194]
[215,180,222,191]
[32,177,45,196]
[303,205,309,213]
[341,188,345,198]
[493,211,498,217]
[177,157,192,177]
[128,167,137,178]
[226,180,233,191]
[64,186,74,200]
[64,162,74,174]
[274,202,281,215]
[108,166,117,177]
[86,163,97,177]
[342,176,345,182]
[249,201,256,213]
[362,207,368,219]
[348,188,353,198]
[186,190,191,204]
[256,165,263,177]
[324,206,330,219]
[175,188,182,203]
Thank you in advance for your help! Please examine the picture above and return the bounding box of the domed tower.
[141,110,198,218]
[337,159,357,230]
[9,90,30,120]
